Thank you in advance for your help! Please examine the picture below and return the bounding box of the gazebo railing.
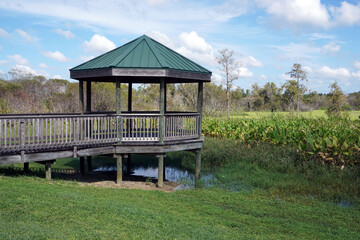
[0,114,119,153]
[0,112,200,153]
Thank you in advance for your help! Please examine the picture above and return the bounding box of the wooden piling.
[116,155,123,184]
[157,154,164,188]
[45,161,51,180]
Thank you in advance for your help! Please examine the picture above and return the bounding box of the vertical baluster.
[45,118,48,145]
[0,119,2,149]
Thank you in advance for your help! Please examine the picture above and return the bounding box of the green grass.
[226,110,360,120]
[0,176,359,239]
[1,138,359,239]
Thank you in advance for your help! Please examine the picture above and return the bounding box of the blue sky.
[0,0,360,93]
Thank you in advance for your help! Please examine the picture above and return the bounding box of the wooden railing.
[0,112,200,154]
[0,114,119,153]
[165,113,200,141]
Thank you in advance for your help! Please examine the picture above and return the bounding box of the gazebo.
[0,35,211,187]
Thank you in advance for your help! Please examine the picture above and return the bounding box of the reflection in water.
[94,165,214,189]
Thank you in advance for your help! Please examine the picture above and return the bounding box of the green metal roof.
[71,35,211,74]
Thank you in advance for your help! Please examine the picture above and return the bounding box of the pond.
[93,154,215,189]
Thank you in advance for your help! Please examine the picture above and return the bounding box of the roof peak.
[70,34,211,75]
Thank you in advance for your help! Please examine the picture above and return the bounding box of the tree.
[284,63,308,117]
[326,82,347,118]
[215,48,241,119]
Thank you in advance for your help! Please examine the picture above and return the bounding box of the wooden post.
[128,83,132,112]
[80,157,85,176]
[86,80,91,113]
[163,156,166,181]
[87,156,92,172]
[24,162,29,173]
[164,83,167,112]
[127,83,132,168]
[159,79,165,144]
[157,154,164,188]
[45,161,52,181]
[79,80,84,114]
[116,155,123,184]
[195,150,201,188]
[197,82,203,138]
[116,79,122,143]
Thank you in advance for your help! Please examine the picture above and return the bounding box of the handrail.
[0,112,200,153]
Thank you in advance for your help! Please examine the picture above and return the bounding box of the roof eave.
[70,68,211,82]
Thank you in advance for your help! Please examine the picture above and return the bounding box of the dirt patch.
[54,171,181,192]
[80,180,180,192]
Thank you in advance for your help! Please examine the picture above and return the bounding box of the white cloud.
[317,66,351,79]
[177,31,215,66]
[308,33,335,40]
[273,42,320,61]
[83,34,116,54]
[42,51,68,62]
[240,56,264,67]
[146,0,167,6]
[0,45,2,51]
[260,74,267,80]
[15,29,33,42]
[257,0,330,28]
[55,29,75,39]
[238,67,253,78]
[51,74,63,79]
[10,64,49,77]
[8,54,29,66]
[0,60,8,65]
[39,63,48,68]
[79,55,95,62]
[354,61,360,69]
[330,1,360,26]
[303,66,313,74]
[352,71,360,79]
[280,73,288,80]
[147,31,174,48]
[211,72,223,85]
[0,27,10,38]
[179,31,212,54]
[322,41,341,54]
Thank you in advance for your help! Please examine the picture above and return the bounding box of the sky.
[0,0,360,93]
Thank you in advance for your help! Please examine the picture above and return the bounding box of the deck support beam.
[45,162,51,180]
[159,79,165,144]
[79,80,84,114]
[157,154,165,188]
[116,79,122,144]
[86,80,91,113]
[197,82,203,138]
[116,154,125,184]
[195,149,201,188]
[128,83,132,112]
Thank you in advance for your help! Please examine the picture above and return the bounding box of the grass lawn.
[0,176,359,239]
[226,110,360,120]
[0,138,359,239]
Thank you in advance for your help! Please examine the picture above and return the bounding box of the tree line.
[0,66,359,116]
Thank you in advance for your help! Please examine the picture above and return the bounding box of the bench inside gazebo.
[0,35,211,187]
